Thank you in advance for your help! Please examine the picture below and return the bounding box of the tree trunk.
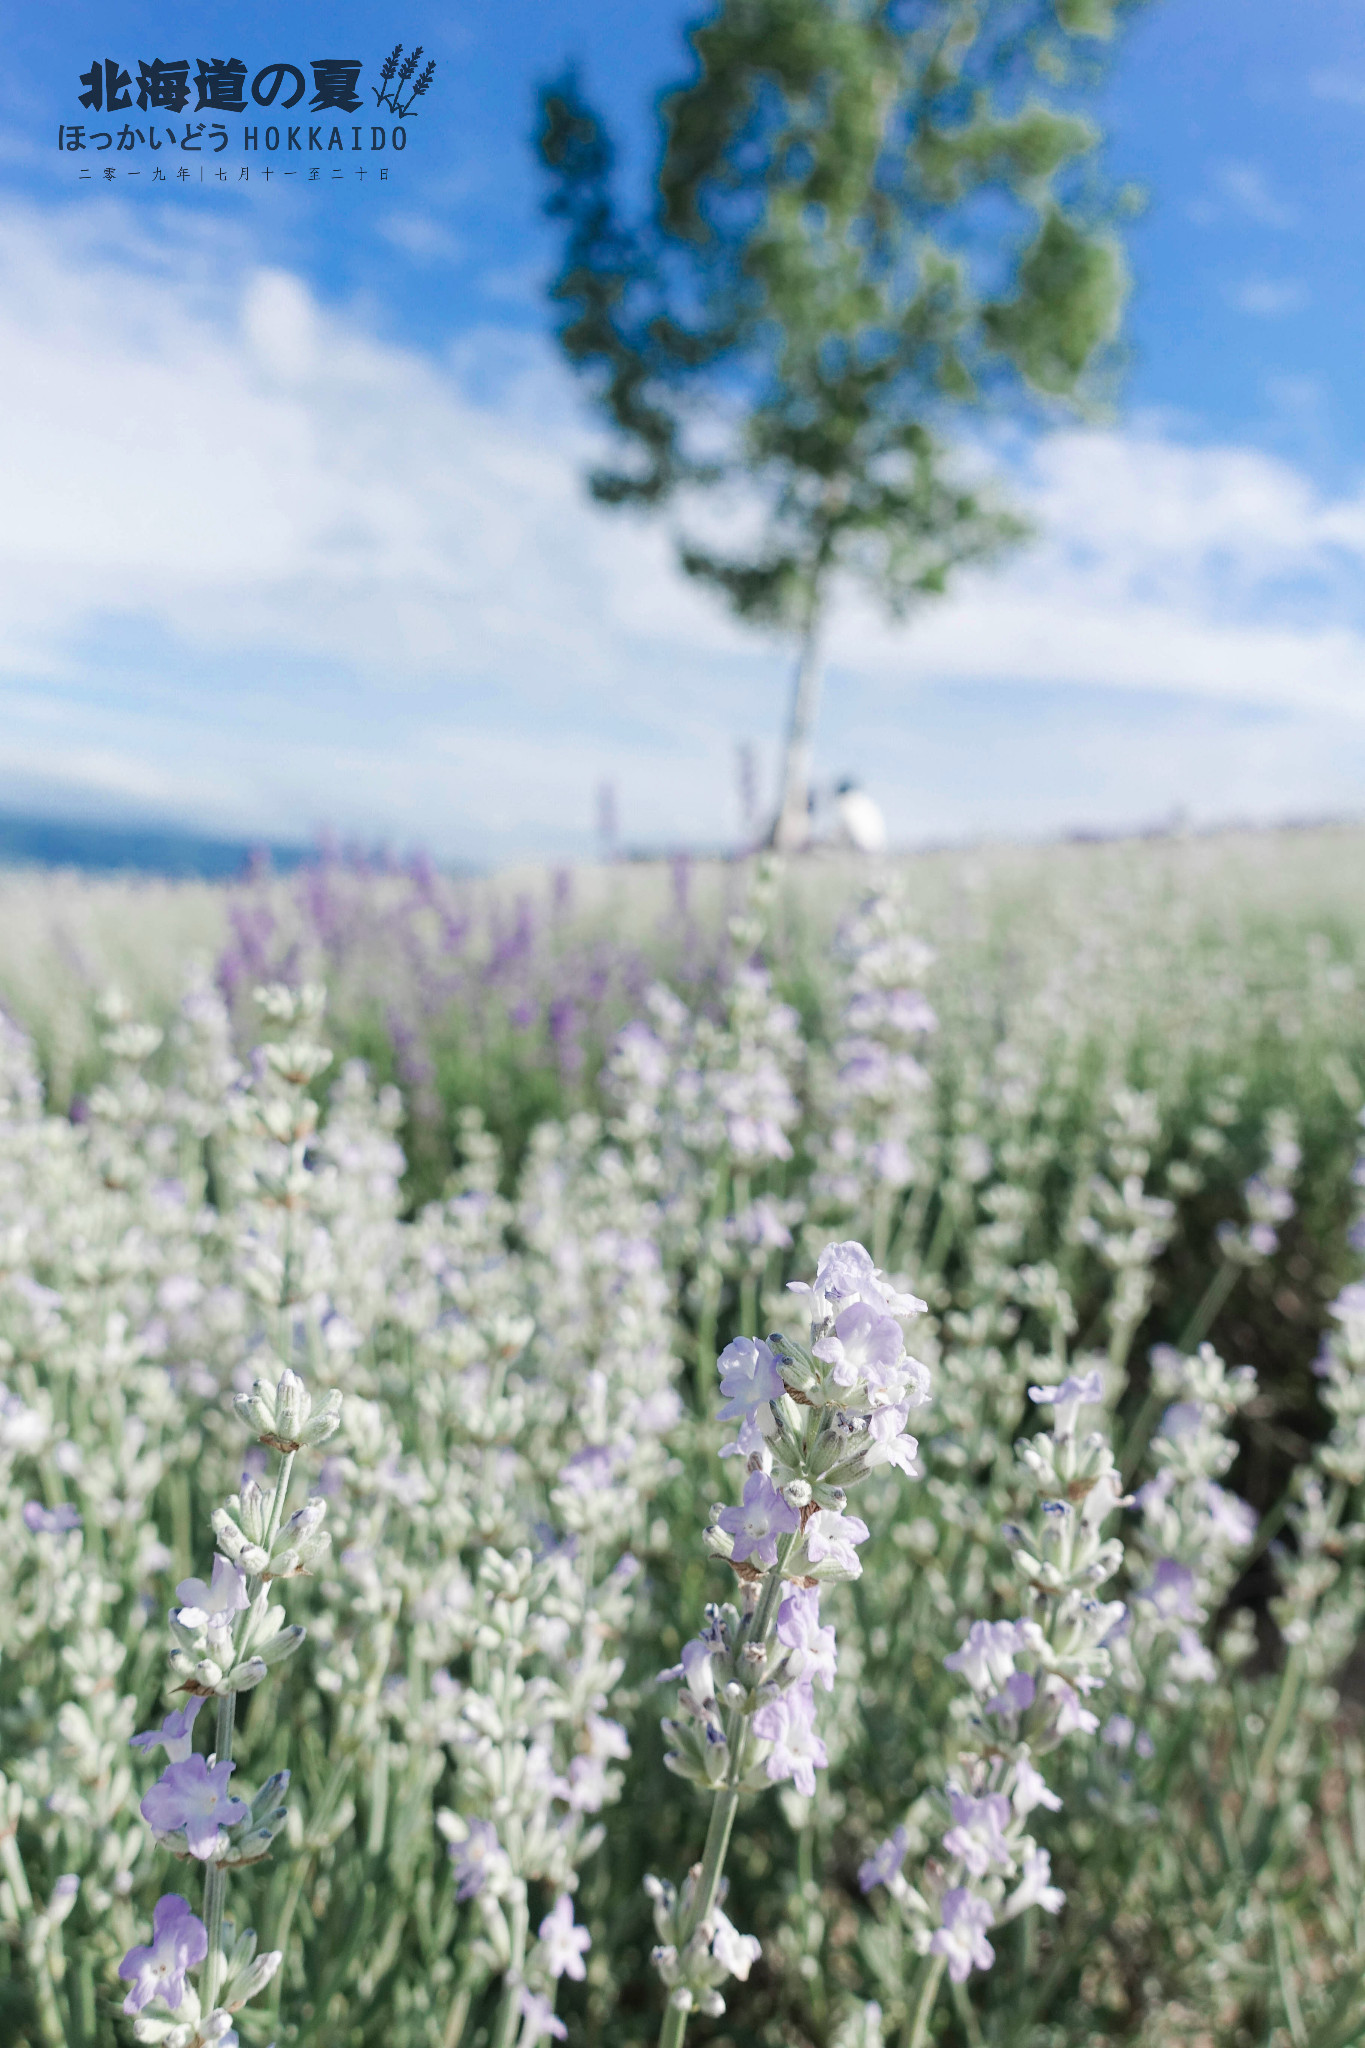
[770,599,824,852]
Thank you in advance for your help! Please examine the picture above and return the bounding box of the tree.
[537,0,1146,849]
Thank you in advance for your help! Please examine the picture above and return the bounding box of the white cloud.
[0,198,1362,856]
[375,212,465,263]
[1229,276,1308,317]
[1214,161,1297,228]
[1308,70,1365,108]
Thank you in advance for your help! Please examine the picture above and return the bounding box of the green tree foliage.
[538,0,1147,846]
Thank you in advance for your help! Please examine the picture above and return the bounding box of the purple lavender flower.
[719,1409,770,1461]
[1332,1281,1365,1331]
[986,1669,1036,1719]
[716,1336,785,1423]
[930,1888,996,1983]
[802,1508,871,1575]
[943,1619,1035,1697]
[585,1712,631,1760]
[1204,1482,1257,1548]
[858,1825,909,1894]
[1142,1558,1201,1622]
[751,1682,828,1796]
[140,1755,248,1860]
[942,1790,1014,1878]
[22,1501,82,1535]
[518,1988,567,2043]
[1011,1757,1063,1816]
[447,1818,504,1901]
[565,1755,611,1813]
[1028,1371,1104,1438]
[776,1586,838,1692]
[1135,1467,1175,1514]
[1006,1846,1065,1916]
[813,1301,905,1390]
[717,1471,800,1567]
[557,1443,628,1495]
[732,1197,793,1252]
[789,1240,925,1319]
[710,1912,762,1979]
[538,1894,591,1980]
[174,1556,248,1638]
[866,1399,921,1473]
[117,1894,207,2015]
[1169,1627,1218,1686]
[659,1633,718,1705]
[1042,1678,1099,1739]
[130,1697,205,1765]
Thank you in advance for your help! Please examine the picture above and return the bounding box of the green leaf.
[981,208,1127,394]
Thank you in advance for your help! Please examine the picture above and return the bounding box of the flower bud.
[232,1478,271,1545]
[274,1371,308,1443]
[224,1942,283,2006]
[299,1388,343,1448]
[264,1038,333,1086]
[252,1624,307,1668]
[233,1382,278,1441]
[47,1874,79,1927]
[222,1657,269,1692]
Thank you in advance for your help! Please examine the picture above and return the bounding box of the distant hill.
[0,810,311,880]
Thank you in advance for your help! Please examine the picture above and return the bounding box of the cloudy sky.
[2,0,1364,861]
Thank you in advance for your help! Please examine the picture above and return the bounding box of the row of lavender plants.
[2,855,1365,2046]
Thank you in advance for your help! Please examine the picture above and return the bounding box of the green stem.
[952,1976,985,2048]
[441,1982,473,2048]
[1,1838,68,2048]
[739,1271,758,1348]
[205,1444,297,2016]
[25,1937,68,2048]
[1117,1379,1167,1485]
[903,1952,947,2048]
[658,1997,689,2048]
[1248,1646,1304,1821]
[922,1192,958,1278]
[488,1886,530,2048]
[201,1691,238,2015]
[1180,1254,1240,1353]
[694,1266,723,1416]
[263,1449,298,1551]
[1,1830,34,1913]
[1117,1259,1236,1482]
[655,1537,797,2048]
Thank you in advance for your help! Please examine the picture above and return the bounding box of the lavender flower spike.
[652,1241,931,2038]
[118,1893,208,2015]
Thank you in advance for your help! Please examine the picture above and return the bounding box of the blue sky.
[1,0,1364,860]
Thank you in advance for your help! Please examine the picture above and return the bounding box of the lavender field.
[3,826,1365,2048]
